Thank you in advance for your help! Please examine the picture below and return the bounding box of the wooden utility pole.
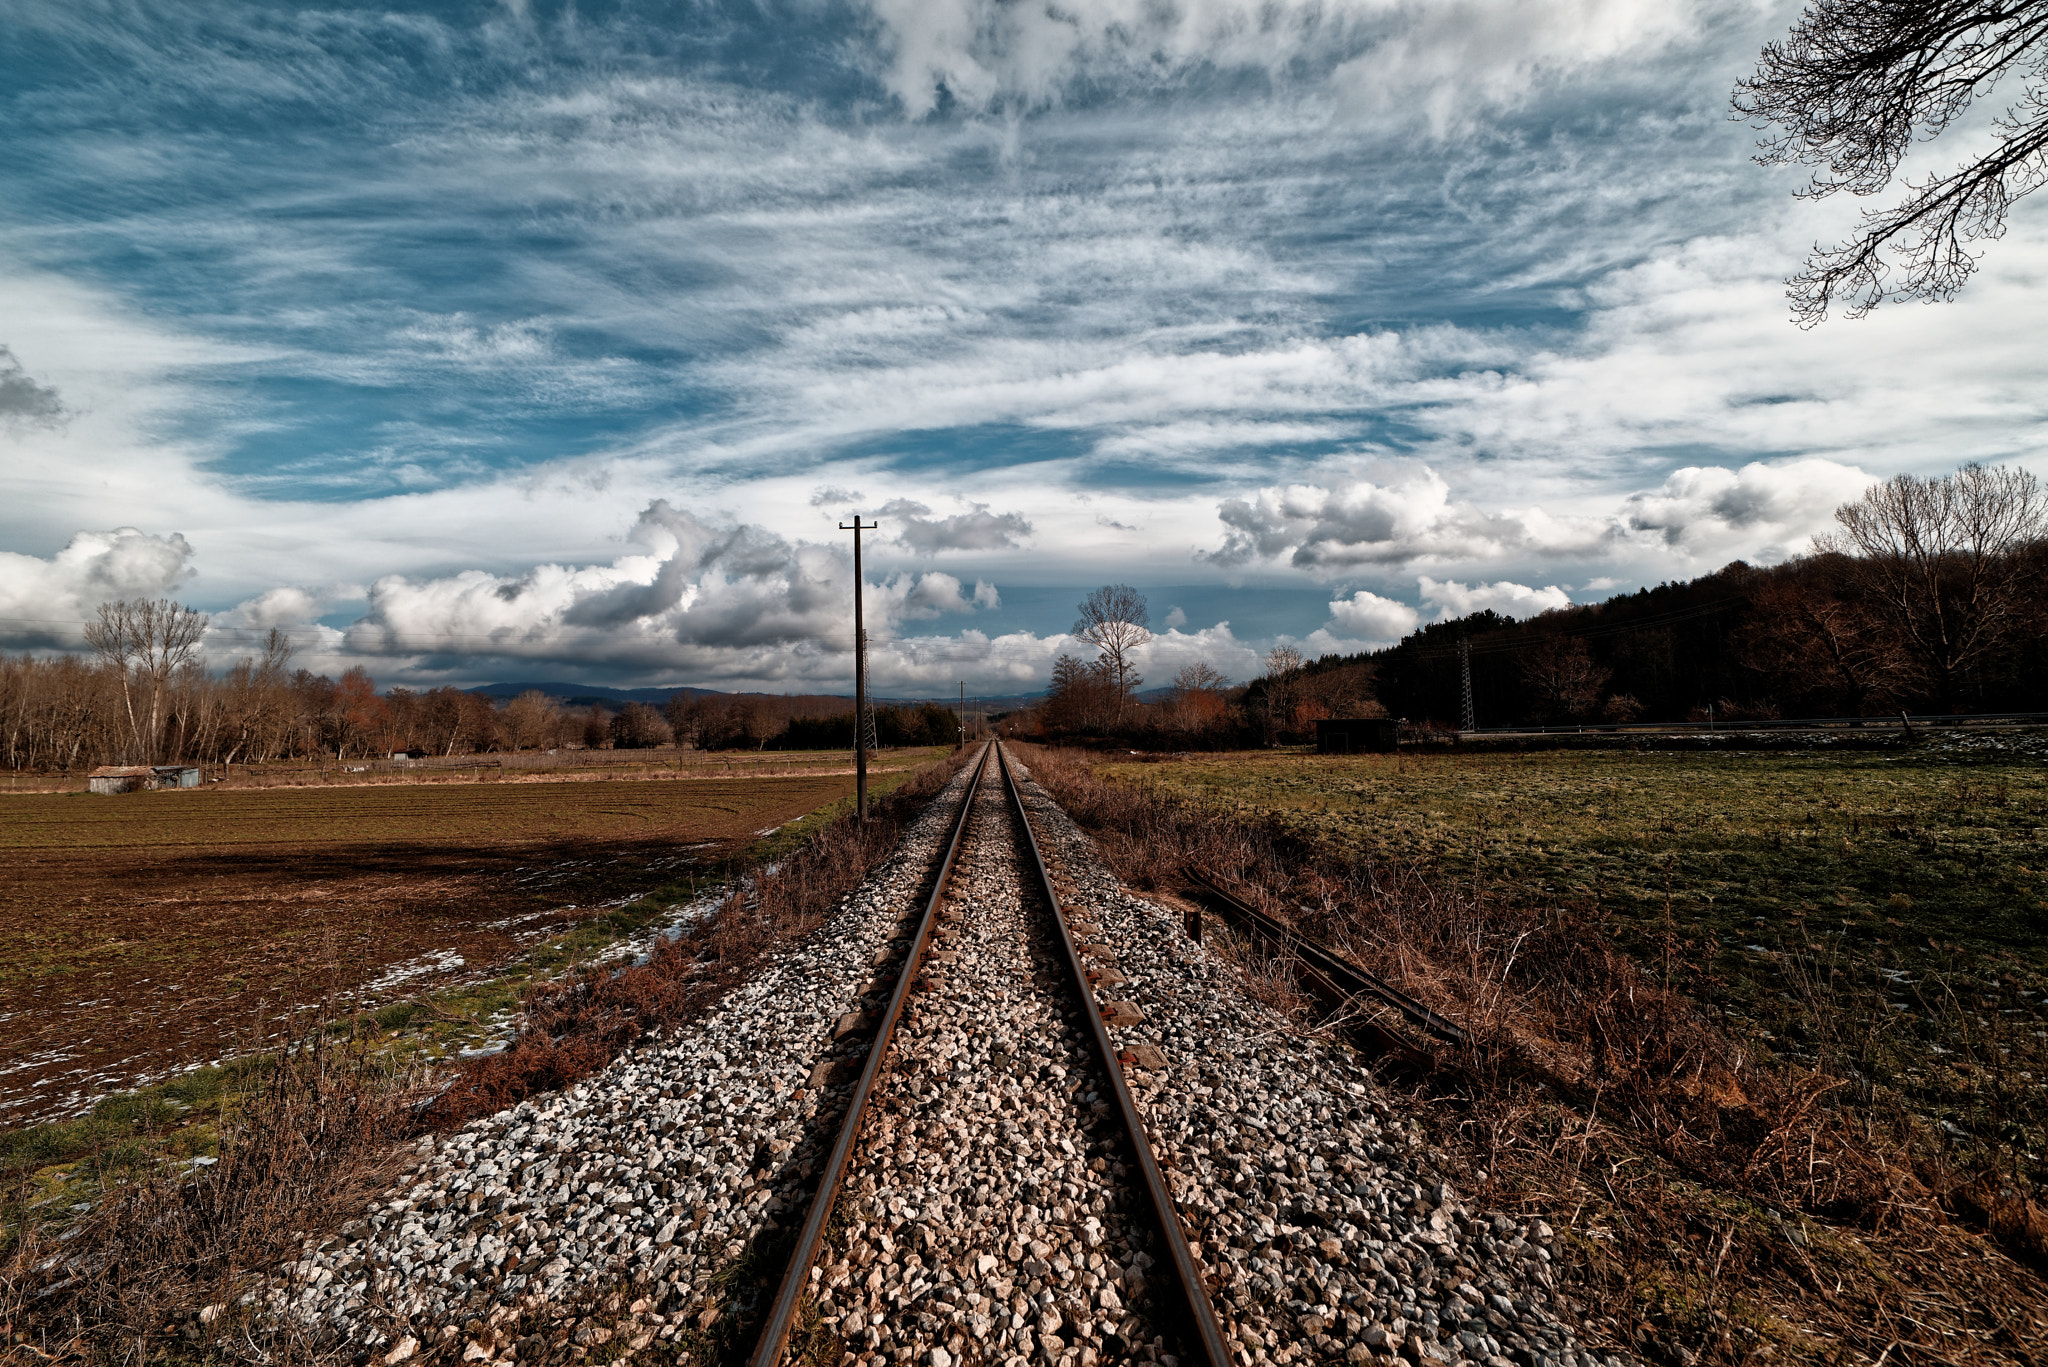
[842,518,878,818]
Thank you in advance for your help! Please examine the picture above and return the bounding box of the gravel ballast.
[798,754,1175,1367]
[279,746,1625,1367]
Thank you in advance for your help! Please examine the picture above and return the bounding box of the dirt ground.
[0,772,860,1128]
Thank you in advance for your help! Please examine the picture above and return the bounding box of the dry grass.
[1012,743,2048,1367]
[2,1020,423,1366]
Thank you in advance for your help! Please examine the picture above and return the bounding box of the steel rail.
[1459,709,2048,737]
[1185,866,1471,1050]
[995,743,1233,1367]
[749,741,993,1367]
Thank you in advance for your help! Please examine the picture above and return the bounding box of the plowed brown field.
[0,773,856,1128]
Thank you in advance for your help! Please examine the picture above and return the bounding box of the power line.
[1386,594,1752,663]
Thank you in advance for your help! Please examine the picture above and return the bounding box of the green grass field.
[1100,734,2048,1172]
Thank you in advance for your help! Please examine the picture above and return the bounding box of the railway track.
[751,741,1229,1365]
[287,748,1621,1367]
[1182,868,1471,1057]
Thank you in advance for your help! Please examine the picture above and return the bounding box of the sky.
[3,0,2045,697]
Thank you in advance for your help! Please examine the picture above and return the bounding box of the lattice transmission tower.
[1459,636,1476,732]
[858,628,880,755]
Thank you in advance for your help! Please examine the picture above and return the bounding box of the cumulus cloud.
[1129,622,1263,685]
[1326,588,1419,642]
[886,570,1002,619]
[883,499,1033,554]
[1206,465,1604,572]
[1163,605,1187,628]
[1208,457,1880,579]
[1418,576,1570,620]
[0,527,194,646]
[1622,459,1871,558]
[216,584,368,632]
[330,501,1009,684]
[810,486,866,508]
[0,345,66,427]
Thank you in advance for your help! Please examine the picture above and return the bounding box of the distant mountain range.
[468,681,1049,710]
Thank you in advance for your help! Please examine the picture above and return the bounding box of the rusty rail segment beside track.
[997,743,1233,1367]
[749,742,993,1367]
[1185,866,1472,1051]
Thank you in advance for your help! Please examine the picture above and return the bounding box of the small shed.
[87,765,201,794]
[88,766,154,794]
[1316,717,1399,754]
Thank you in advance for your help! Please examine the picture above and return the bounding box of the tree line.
[1361,464,2048,728]
[0,620,958,772]
[1025,463,2048,743]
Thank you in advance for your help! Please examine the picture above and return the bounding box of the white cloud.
[883,499,1034,554]
[1418,576,1571,620]
[1207,464,1608,573]
[887,570,1000,620]
[1130,623,1262,687]
[309,501,1017,687]
[216,584,364,631]
[1331,0,1698,138]
[1163,605,1187,628]
[861,0,1699,127]
[396,314,551,365]
[1205,454,1890,581]
[1325,588,1419,642]
[1621,458,1872,559]
[0,527,194,647]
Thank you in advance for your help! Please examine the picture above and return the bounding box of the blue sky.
[3,0,2045,694]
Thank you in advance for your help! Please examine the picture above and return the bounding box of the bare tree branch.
[1735,0,2048,323]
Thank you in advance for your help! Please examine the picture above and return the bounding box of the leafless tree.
[1736,555,1913,713]
[1260,644,1305,744]
[502,689,561,750]
[1823,462,2047,707]
[1519,636,1611,722]
[1164,661,1232,738]
[1170,661,1229,695]
[610,701,674,749]
[82,598,208,763]
[1073,585,1150,721]
[1735,0,2048,324]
